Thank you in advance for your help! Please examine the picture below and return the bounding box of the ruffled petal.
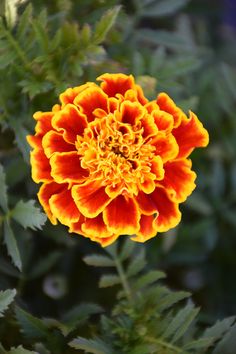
[160,159,196,202]
[151,132,179,162]
[42,131,75,158]
[172,111,209,158]
[103,195,140,234]
[52,104,88,144]
[141,114,159,139]
[49,188,81,224]
[72,180,111,217]
[152,109,174,132]
[157,93,186,128]
[50,152,88,184]
[74,86,108,121]
[33,111,54,135]
[135,191,158,215]
[97,73,135,97]
[38,182,67,224]
[132,214,158,242]
[82,214,113,238]
[27,135,42,149]
[30,149,52,183]
[151,187,181,232]
[150,155,165,179]
[120,100,145,125]
[59,83,96,106]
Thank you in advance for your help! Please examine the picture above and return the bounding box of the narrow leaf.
[99,274,120,288]
[0,289,16,317]
[127,248,146,277]
[157,291,190,312]
[133,270,166,291]
[83,254,115,267]
[0,163,8,212]
[28,252,62,279]
[183,337,214,351]
[15,306,49,339]
[213,323,236,354]
[62,303,103,324]
[143,0,190,18]
[93,6,121,45]
[203,316,235,342]
[69,336,114,354]
[11,200,47,230]
[9,345,37,354]
[119,238,136,261]
[3,220,22,271]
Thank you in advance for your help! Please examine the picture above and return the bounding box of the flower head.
[27,73,209,246]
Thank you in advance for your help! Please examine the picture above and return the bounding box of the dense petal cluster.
[28,73,209,246]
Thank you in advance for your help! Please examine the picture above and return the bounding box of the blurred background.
[0,0,236,343]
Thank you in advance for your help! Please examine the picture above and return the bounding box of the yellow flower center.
[76,114,157,196]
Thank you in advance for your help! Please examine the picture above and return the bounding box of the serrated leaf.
[93,5,121,45]
[0,289,16,317]
[143,0,190,18]
[69,336,114,354]
[15,306,49,339]
[17,3,33,41]
[99,274,120,288]
[183,337,214,351]
[119,238,136,261]
[10,120,31,162]
[3,220,22,271]
[203,316,235,341]
[126,248,146,277]
[28,251,62,279]
[11,200,47,230]
[9,345,37,354]
[213,323,236,354]
[133,270,166,291]
[167,304,199,344]
[83,254,115,267]
[0,163,8,212]
[157,291,190,312]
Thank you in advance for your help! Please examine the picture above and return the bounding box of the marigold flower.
[27,73,209,246]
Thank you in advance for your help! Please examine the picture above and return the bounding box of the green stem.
[146,336,185,353]
[114,256,132,303]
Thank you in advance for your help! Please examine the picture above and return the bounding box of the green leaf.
[27,251,62,279]
[93,6,121,45]
[69,336,114,354]
[3,220,22,271]
[133,270,166,291]
[157,291,190,312]
[213,324,236,354]
[9,345,37,354]
[17,3,33,41]
[0,163,8,212]
[99,274,120,288]
[143,0,190,18]
[126,247,146,277]
[0,288,16,317]
[11,200,47,230]
[165,304,199,344]
[83,254,115,267]
[10,120,31,162]
[183,337,214,351]
[204,316,235,339]
[15,306,49,339]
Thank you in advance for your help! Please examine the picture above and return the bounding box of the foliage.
[0,0,236,352]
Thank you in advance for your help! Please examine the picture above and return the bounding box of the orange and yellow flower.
[27,73,209,246]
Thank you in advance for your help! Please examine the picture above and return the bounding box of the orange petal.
[145,101,159,114]
[52,104,88,144]
[139,178,156,194]
[33,111,54,135]
[82,214,113,238]
[120,100,145,125]
[27,135,42,149]
[150,156,165,180]
[42,131,75,158]
[38,182,67,224]
[151,132,179,163]
[49,188,81,224]
[172,111,209,158]
[132,214,158,242]
[72,180,111,217]
[157,93,186,128]
[141,114,159,139]
[103,195,140,234]
[59,83,96,106]
[152,109,174,132]
[74,86,108,122]
[160,159,196,202]
[96,234,120,247]
[30,149,52,183]
[97,73,135,97]
[135,191,157,215]
[50,152,88,184]
[151,187,181,232]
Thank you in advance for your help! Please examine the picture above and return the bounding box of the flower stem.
[114,256,132,303]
